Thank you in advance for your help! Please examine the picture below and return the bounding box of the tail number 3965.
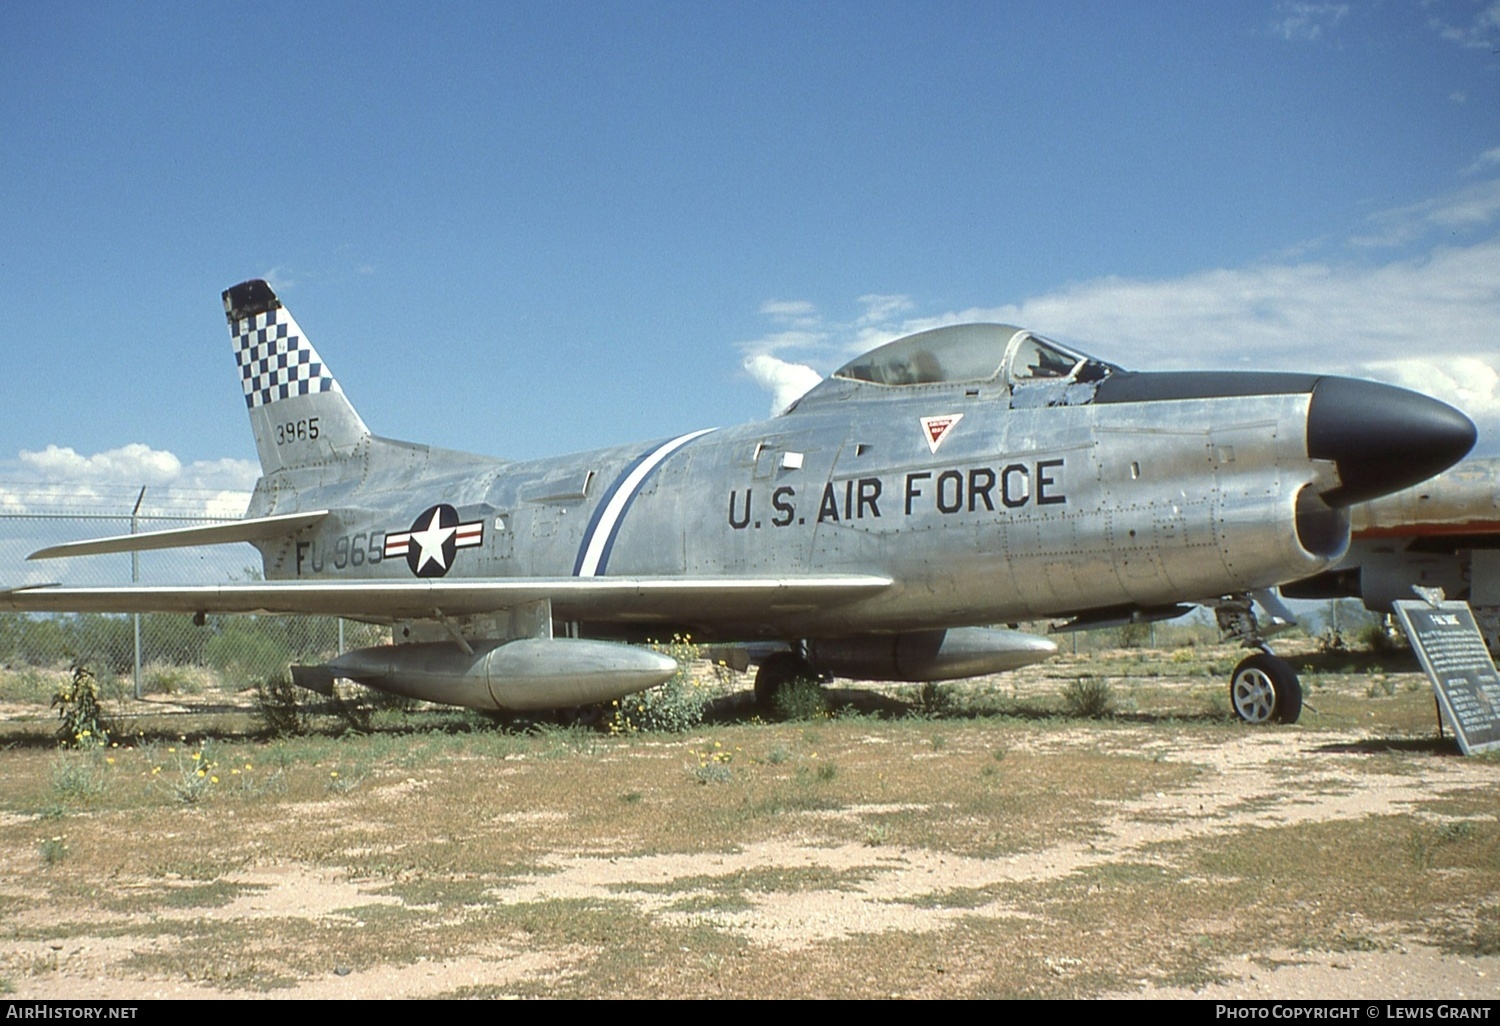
[275,418,320,445]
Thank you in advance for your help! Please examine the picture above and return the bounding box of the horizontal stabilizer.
[27,511,330,561]
[0,574,892,622]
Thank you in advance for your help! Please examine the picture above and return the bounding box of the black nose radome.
[1308,377,1476,507]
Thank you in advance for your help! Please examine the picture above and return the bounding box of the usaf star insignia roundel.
[382,504,485,577]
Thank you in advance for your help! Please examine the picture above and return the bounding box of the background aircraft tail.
[223,279,370,475]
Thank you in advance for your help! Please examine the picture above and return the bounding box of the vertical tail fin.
[223,280,370,474]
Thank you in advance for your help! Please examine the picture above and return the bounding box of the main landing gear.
[753,649,818,711]
[1212,593,1303,725]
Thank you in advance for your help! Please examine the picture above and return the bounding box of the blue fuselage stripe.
[571,451,656,577]
[572,428,716,577]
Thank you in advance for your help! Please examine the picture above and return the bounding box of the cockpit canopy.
[832,323,1119,389]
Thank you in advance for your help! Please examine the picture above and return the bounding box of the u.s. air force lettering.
[728,459,1066,529]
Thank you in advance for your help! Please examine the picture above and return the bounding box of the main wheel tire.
[754,652,814,712]
[1229,653,1302,725]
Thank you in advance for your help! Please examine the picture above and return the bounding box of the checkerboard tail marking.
[223,280,344,410]
[222,278,371,476]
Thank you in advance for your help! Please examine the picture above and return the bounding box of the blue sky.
[2,0,1498,522]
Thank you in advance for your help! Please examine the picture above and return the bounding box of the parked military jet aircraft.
[0,280,1478,723]
[1284,457,1500,651]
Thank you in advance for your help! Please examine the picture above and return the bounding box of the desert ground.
[1,641,1496,999]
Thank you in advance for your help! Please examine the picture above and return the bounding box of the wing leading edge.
[0,575,892,622]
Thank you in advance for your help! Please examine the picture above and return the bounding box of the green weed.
[49,751,107,805]
[689,741,734,784]
[52,665,112,748]
[150,741,220,804]
[797,760,836,782]
[772,676,829,721]
[38,835,68,868]
[143,664,211,696]
[328,681,376,734]
[1062,677,1113,718]
[253,673,306,738]
[609,637,719,733]
[918,681,952,715]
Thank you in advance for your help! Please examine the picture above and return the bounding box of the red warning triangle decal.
[919,414,963,454]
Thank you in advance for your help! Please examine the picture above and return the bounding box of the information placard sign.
[1393,599,1500,756]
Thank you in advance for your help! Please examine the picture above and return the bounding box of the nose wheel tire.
[1230,653,1302,725]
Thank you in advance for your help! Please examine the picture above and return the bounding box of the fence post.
[131,486,145,700]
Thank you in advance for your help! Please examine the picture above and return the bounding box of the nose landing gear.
[1211,592,1303,725]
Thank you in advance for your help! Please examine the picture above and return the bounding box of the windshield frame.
[832,324,1022,387]
[830,323,1117,390]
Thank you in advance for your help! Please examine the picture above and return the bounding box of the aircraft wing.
[0,575,892,623]
[25,511,331,560]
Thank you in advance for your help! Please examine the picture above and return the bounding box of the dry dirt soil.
[1,650,1497,1000]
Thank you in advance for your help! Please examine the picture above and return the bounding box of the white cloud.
[1464,147,1500,176]
[748,328,833,357]
[200,489,260,519]
[932,241,1500,439]
[738,294,919,388]
[759,299,818,319]
[0,447,269,586]
[1364,357,1500,427]
[0,444,258,517]
[737,170,1500,451]
[1349,178,1500,248]
[951,240,1500,360]
[1271,2,1349,42]
[757,299,825,332]
[742,354,824,415]
[855,294,914,326]
[20,443,182,484]
[261,265,298,291]
[1430,1,1500,50]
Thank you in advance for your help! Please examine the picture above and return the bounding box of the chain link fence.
[1,485,382,700]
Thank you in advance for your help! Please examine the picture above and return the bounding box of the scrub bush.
[609,637,717,733]
[1062,677,1113,719]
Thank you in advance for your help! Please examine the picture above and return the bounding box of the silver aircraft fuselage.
[244,330,1466,643]
[5,284,1477,712]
